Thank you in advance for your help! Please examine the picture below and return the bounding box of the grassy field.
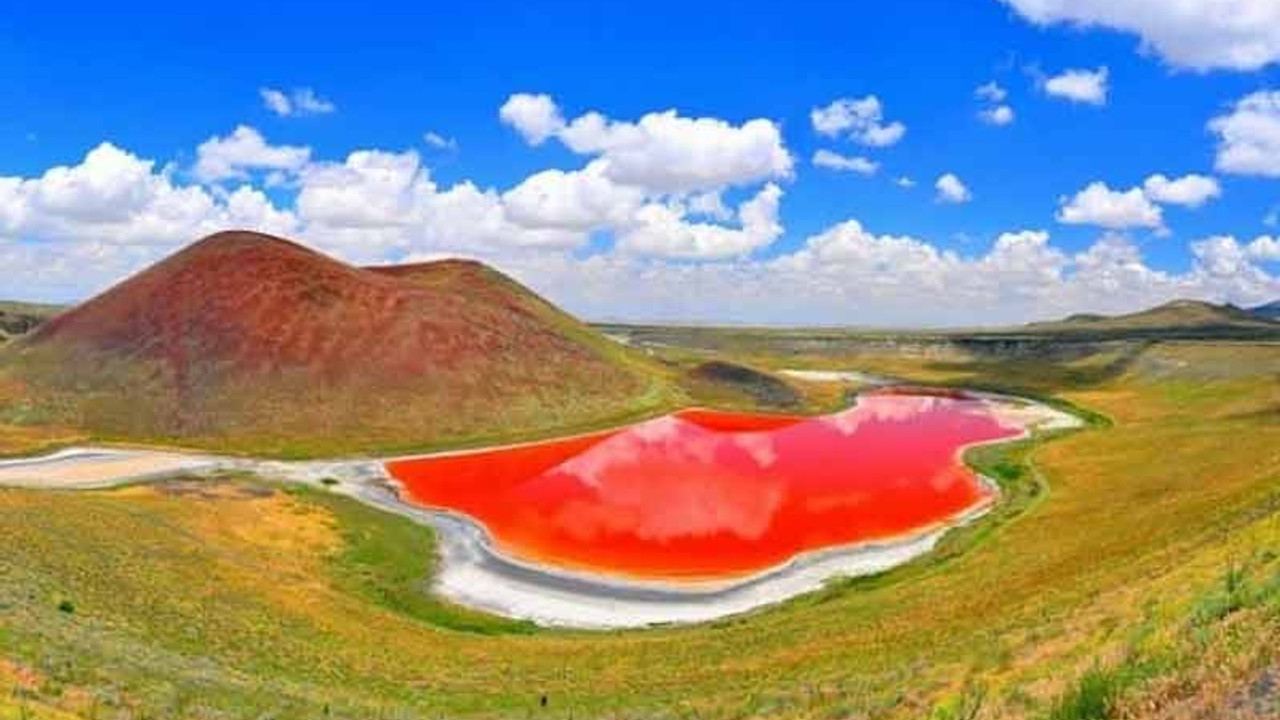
[2,339,1279,719]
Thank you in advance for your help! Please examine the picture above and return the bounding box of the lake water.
[386,390,1023,580]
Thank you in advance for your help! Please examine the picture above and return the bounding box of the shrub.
[1048,666,1122,720]
[1190,562,1251,627]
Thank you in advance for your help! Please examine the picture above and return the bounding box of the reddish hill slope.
[4,231,663,456]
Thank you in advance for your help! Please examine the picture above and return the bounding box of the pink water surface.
[386,391,1022,580]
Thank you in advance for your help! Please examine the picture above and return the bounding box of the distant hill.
[1,231,664,456]
[1249,300,1280,321]
[0,301,64,342]
[1023,299,1280,339]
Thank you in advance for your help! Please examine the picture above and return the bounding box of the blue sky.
[3,1,1280,325]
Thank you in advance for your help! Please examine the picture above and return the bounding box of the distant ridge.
[0,301,63,341]
[4,231,660,455]
[1249,300,1280,321]
[1024,299,1280,338]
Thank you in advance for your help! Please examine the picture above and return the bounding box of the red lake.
[385,391,1024,580]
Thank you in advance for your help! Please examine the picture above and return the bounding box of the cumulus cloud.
[687,191,731,221]
[999,0,1280,72]
[1189,234,1280,299]
[1041,67,1109,105]
[193,126,311,183]
[617,184,784,259]
[7,143,1280,323]
[502,225,1280,327]
[1142,173,1221,208]
[9,106,1278,324]
[975,82,1015,126]
[1210,91,1280,177]
[558,111,793,193]
[1057,181,1162,229]
[896,176,916,189]
[294,93,798,261]
[259,87,335,117]
[501,93,793,195]
[294,148,584,261]
[0,142,302,299]
[1057,174,1221,230]
[498,93,564,145]
[810,96,907,147]
[490,93,795,258]
[812,149,879,175]
[0,142,296,247]
[935,173,972,204]
[1245,235,1280,261]
[979,105,1016,126]
[500,161,644,233]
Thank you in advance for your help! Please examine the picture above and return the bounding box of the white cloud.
[423,131,457,150]
[975,82,1008,103]
[292,88,335,115]
[617,184,784,259]
[1142,173,1221,208]
[296,149,428,231]
[687,191,731,221]
[501,94,793,194]
[999,0,1280,72]
[296,94,795,263]
[810,96,907,147]
[1245,235,1280,261]
[556,110,794,193]
[259,87,335,117]
[294,148,584,262]
[975,82,1015,126]
[507,225,1280,327]
[1057,181,1162,229]
[978,105,1016,126]
[896,176,916,189]
[500,161,644,232]
[193,126,311,183]
[498,93,565,145]
[0,143,299,246]
[812,149,879,175]
[10,108,1279,323]
[492,94,796,259]
[1057,174,1220,231]
[0,143,303,299]
[1041,67,1109,105]
[935,173,972,204]
[1209,91,1280,178]
[1189,235,1280,299]
[259,88,291,116]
